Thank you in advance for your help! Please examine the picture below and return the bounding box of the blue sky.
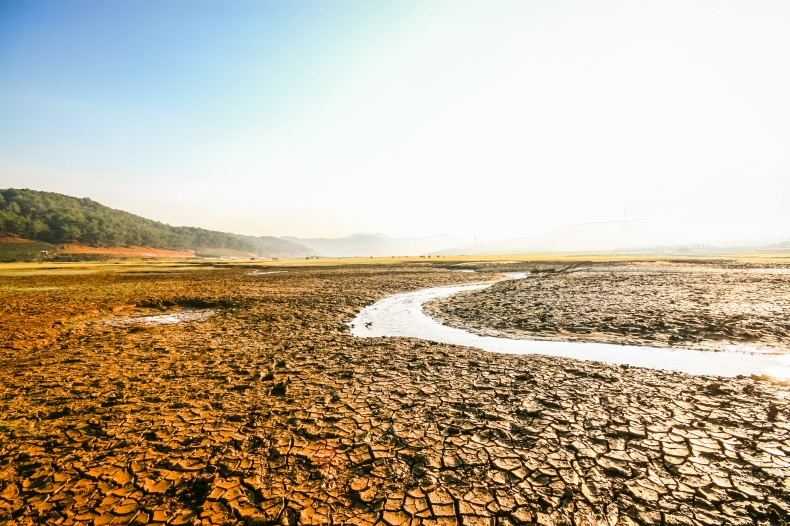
[0,1,404,174]
[2,1,790,240]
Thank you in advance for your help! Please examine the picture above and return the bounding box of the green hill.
[0,189,312,259]
[0,188,253,251]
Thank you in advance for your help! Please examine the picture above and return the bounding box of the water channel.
[351,281,790,378]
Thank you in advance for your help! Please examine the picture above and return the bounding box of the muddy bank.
[428,261,790,354]
[0,263,789,525]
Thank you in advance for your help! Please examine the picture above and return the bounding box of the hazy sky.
[1,1,789,240]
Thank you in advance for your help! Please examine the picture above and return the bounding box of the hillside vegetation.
[0,239,58,262]
[0,188,253,252]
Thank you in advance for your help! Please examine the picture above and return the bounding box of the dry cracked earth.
[1,263,789,526]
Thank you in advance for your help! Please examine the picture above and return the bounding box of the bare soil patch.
[56,244,197,259]
[0,262,788,525]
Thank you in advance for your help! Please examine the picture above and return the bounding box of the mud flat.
[0,262,789,526]
[428,261,790,355]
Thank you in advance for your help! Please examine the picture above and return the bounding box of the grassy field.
[0,240,58,262]
[193,247,256,258]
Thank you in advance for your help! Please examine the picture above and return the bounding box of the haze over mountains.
[432,221,786,256]
[289,222,788,258]
[233,235,316,259]
[283,172,790,255]
[282,234,475,258]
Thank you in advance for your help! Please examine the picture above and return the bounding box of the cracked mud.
[1,263,789,525]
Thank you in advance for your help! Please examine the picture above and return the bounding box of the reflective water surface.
[351,283,790,378]
[106,309,214,327]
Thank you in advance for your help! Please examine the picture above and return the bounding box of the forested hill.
[0,188,254,252]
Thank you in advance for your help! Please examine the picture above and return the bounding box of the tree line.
[0,188,254,252]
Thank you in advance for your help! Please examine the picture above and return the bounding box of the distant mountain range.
[3,188,786,261]
[233,234,316,258]
[432,220,665,255]
[282,233,475,257]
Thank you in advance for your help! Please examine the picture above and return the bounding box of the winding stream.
[350,282,790,378]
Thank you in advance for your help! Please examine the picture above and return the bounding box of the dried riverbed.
[1,263,789,526]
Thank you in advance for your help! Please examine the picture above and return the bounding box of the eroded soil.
[1,263,789,526]
[428,262,790,354]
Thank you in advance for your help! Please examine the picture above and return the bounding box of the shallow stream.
[351,282,790,378]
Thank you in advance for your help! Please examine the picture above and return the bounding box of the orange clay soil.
[0,237,35,244]
[0,263,788,526]
[56,245,197,258]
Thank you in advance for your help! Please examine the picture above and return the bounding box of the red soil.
[57,245,196,258]
[0,235,34,243]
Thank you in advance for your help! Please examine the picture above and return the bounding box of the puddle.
[106,308,214,327]
[502,272,530,279]
[249,270,288,275]
[351,282,790,378]
[451,270,529,279]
